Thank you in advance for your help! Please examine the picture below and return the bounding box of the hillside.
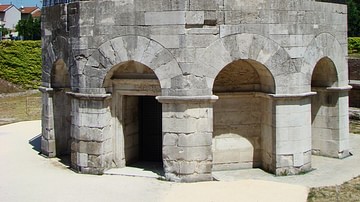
[0,78,24,94]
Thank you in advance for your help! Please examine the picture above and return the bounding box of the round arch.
[196,33,293,94]
[303,33,347,88]
[51,59,70,88]
[311,57,338,88]
[83,35,182,90]
[308,35,350,158]
[213,59,275,94]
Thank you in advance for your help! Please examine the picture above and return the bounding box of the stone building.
[41,0,351,182]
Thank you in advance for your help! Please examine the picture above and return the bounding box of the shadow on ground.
[28,134,71,168]
[29,134,162,177]
[29,134,41,153]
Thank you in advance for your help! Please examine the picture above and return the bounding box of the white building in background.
[0,4,21,30]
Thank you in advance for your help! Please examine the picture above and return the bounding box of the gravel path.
[0,121,308,202]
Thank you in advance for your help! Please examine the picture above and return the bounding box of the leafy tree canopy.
[0,26,9,37]
[15,16,41,40]
[347,0,360,37]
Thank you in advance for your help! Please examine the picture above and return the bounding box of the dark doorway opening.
[138,96,162,162]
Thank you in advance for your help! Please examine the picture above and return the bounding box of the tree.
[16,15,41,40]
[347,0,360,37]
[0,26,9,37]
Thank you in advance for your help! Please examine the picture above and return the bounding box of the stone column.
[272,93,315,175]
[68,92,113,174]
[157,96,218,182]
[39,87,56,157]
[312,86,352,158]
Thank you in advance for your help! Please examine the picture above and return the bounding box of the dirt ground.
[0,91,41,126]
[308,176,360,202]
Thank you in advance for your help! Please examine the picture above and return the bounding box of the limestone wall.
[213,94,262,170]
[42,0,348,94]
[41,0,350,181]
[123,96,140,164]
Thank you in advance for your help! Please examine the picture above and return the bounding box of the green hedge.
[349,37,360,54]
[0,41,42,89]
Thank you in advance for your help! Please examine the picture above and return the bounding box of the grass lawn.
[0,92,41,126]
[308,176,360,202]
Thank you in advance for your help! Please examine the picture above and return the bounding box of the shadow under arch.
[103,60,160,90]
[311,57,343,157]
[212,59,275,172]
[104,60,163,170]
[51,59,70,88]
[213,59,275,94]
[50,59,71,157]
[302,33,347,88]
[311,57,338,88]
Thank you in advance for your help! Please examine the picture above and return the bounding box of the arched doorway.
[311,57,342,157]
[212,59,275,171]
[105,61,163,168]
[50,59,71,156]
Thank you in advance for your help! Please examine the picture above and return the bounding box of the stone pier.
[41,0,351,181]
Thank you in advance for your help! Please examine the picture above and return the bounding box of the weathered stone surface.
[41,0,350,182]
[163,146,212,161]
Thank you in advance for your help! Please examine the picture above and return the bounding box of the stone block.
[224,10,263,24]
[163,146,212,161]
[186,27,219,35]
[285,47,307,58]
[163,133,178,146]
[72,111,111,128]
[145,11,185,25]
[78,167,104,175]
[189,0,219,11]
[41,137,56,157]
[149,25,185,35]
[170,48,196,63]
[151,35,180,49]
[71,125,111,142]
[78,140,111,155]
[76,152,88,167]
[293,153,305,167]
[88,153,113,168]
[177,174,213,183]
[182,34,218,48]
[212,162,253,171]
[41,124,55,140]
[179,161,196,174]
[162,117,195,133]
[185,11,204,25]
[163,160,180,173]
[213,149,253,164]
[178,133,212,147]
[276,154,293,168]
[195,161,213,173]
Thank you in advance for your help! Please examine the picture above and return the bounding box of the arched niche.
[105,61,163,169]
[311,57,342,157]
[50,59,71,156]
[212,59,275,172]
[311,57,338,88]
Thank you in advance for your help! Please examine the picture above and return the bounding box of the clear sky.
[0,0,42,8]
